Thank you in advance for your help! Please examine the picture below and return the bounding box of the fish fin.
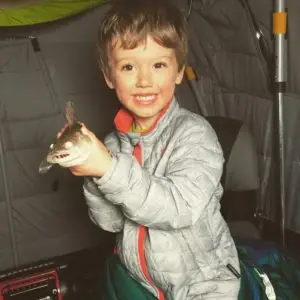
[65,101,77,125]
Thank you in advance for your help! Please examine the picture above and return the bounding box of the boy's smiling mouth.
[134,94,157,103]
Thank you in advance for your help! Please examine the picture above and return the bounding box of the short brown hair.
[97,0,188,75]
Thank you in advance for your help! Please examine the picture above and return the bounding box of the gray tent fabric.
[0,3,119,271]
[178,0,274,220]
[0,0,299,273]
[181,0,300,234]
[184,0,300,233]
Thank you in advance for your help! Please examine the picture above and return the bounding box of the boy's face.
[104,36,185,128]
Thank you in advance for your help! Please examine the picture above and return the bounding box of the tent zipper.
[133,142,165,300]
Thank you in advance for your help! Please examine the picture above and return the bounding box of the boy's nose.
[136,69,153,87]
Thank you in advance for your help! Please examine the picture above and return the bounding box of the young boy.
[67,0,241,299]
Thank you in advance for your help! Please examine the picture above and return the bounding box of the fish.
[38,101,92,174]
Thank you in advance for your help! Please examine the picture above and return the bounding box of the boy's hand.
[58,124,113,177]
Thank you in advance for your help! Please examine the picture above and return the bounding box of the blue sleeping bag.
[236,238,300,299]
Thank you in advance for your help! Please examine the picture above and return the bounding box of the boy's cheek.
[115,75,137,90]
[156,74,178,87]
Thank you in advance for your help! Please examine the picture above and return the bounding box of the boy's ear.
[103,72,115,90]
[175,65,185,85]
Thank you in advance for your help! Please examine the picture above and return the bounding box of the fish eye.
[49,144,54,149]
[64,141,73,149]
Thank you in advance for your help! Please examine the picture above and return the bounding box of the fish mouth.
[46,145,91,164]
[53,153,70,159]
[46,149,91,167]
[47,151,75,163]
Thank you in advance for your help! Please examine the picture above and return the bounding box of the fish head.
[46,123,92,166]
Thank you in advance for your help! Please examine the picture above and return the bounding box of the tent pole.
[273,0,287,248]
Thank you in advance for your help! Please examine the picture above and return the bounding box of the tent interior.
[0,0,299,298]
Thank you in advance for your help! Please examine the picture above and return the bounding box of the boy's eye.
[121,64,133,71]
[154,62,167,69]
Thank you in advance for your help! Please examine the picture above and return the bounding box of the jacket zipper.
[133,142,165,300]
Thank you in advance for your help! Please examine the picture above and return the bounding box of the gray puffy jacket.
[84,99,240,299]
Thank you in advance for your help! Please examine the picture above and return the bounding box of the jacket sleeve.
[83,132,125,233]
[93,118,224,230]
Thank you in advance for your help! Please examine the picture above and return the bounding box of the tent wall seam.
[0,126,19,267]
[30,37,61,114]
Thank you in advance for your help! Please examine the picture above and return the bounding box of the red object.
[0,268,62,300]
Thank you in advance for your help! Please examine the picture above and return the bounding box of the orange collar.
[114,102,171,135]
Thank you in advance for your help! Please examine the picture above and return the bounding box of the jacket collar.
[114,98,179,138]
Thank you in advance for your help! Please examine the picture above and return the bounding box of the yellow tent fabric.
[0,0,106,26]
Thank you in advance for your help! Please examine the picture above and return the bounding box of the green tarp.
[101,255,157,300]
[101,244,300,300]
[0,0,106,26]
